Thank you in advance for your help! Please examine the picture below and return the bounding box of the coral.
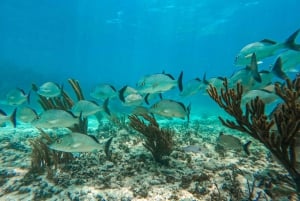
[32,78,87,134]
[207,77,300,194]
[128,114,174,165]
[29,128,73,173]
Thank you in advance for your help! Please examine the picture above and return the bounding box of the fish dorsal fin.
[260,39,277,45]
[17,88,26,95]
[109,85,117,92]
[259,70,271,74]
[90,100,99,106]
[164,73,175,80]
[66,110,78,118]
[88,135,100,144]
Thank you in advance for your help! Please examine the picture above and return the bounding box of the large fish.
[6,88,30,106]
[90,84,117,100]
[32,109,78,128]
[17,106,38,123]
[0,108,17,128]
[149,99,191,122]
[180,78,204,97]
[33,82,62,98]
[235,29,300,66]
[71,99,110,117]
[136,71,183,94]
[49,132,102,152]
[217,132,251,155]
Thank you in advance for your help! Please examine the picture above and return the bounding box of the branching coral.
[207,77,300,194]
[128,114,174,165]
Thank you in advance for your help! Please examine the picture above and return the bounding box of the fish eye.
[56,139,62,144]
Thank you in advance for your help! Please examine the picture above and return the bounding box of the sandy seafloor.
[0,114,299,201]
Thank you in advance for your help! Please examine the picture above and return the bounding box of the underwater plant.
[128,114,174,165]
[32,78,87,134]
[29,129,73,173]
[207,77,300,195]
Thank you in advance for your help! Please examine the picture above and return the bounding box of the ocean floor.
[0,115,298,201]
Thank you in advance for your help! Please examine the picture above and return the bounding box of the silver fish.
[149,99,191,122]
[235,29,300,66]
[136,71,183,94]
[217,132,251,155]
[90,84,117,100]
[119,86,144,106]
[71,100,109,117]
[36,82,61,98]
[180,78,204,97]
[49,132,102,152]
[32,109,78,128]
[17,106,38,123]
[6,88,29,106]
[0,108,17,128]
[242,89,278,104]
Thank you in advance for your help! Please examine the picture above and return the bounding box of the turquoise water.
[0,1,300,200]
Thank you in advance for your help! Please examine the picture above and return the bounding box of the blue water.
[0,0,299,106]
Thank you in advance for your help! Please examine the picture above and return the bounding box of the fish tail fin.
[118,86,127,103]
[178,71,183,92]
[202,72,209,85]
[31,83,38,92]
[10,108,17,128]
[243,141,252,156]
[186,103,191,123]
[144,93,150,105]
[249,53,262,83]
[285,28,300,51]
[27,90,31,105]
[272,57,288,80]
[103,98,111,116]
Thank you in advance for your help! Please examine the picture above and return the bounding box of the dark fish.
[217,132,251,155]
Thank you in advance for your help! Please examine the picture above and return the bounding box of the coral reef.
[207,77,300,194]
[128,114,174,165]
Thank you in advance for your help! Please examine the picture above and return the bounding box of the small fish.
[34,82,62,98]
[182,145,201,153]
[136,71,183,94]
[49,132,102,152]
[180,78,204,97]
[235,29,300,66]
[119,86,144,106]
[32,109,78,128]
[203,73,225,90]
[17,106,38,123]
[0,108,17,128]
[217,132,251,155]
[242,89,278,104]
[6,88,30,106]
[149,99,191,122]
[90,84,117,100]
[71,99,110,117]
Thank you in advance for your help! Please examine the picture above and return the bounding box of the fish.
[49,132,103,152]
[230,53,262,87]
[202,73,225,90]
[276,50,300,72]
[0,108,17,128]
[90,84,117,100]
[33,82,62,98]
[182,145,202,153]
[235,29,300,66]
[136,71,183,94]
[242,89,278,104]
[32,109,78,128]
[149,99,191,122]
[17,106,38,123]
[144,93,163,105]
[217,132,251,155]
[119,86,144,106]
[6,88,30,106]
[180,78,204,97]
[71,99,110,117]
